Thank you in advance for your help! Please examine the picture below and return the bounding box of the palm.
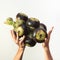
[42,27,54,48]
[10,30,25,49]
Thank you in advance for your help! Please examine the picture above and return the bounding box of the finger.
[10,30,16,42]
[45,38,48,43]
[16,32,19,40]
[15,32,19,44]
[48,27,54,35]
[19,35,25,43]
[48,27,54,39]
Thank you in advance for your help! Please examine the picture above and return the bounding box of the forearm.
[43,47,53,60]
[14,48,24,60]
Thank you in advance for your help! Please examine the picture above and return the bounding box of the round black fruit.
[26,17,40,30]
[16,13,28,22]
[14,24,28,37]
[25,37,36,47]
[33,28,47,43]
[40,23,47,31]
[15,18,25,27]
[16,26,24,37]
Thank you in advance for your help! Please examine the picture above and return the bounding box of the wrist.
[14,48,24,60]
[43,46,53,60]
[43,46,49,51]
[19,45,25,51]
[18,47,24,52]
[18,46,25,53]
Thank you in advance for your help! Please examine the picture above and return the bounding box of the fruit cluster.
[5,13,47,47]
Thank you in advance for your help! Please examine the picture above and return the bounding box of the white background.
[0,0,60,60]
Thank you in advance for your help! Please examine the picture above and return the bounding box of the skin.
[42,27,54,60]
[10,31,25,60]
[10,27,53,60]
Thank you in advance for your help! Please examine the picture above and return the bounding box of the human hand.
[42,27,54,49]
[10,30,25,50]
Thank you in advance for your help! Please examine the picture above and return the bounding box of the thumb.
[48,27,54,40]
[45,38,48,43]
[19,35,25,43]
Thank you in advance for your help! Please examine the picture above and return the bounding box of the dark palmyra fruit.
[33,28,47,43]
[25,37,36,47]
[16,13,28,22]
[26,17,40,31]
[40,23,47,31]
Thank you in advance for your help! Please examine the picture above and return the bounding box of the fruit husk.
[14,24,29,38]
[17,27,24,36]
[4,17,14,25]
[25,37,36,47]
[26,17,40,29]
[33,28,47,43]
[40,23,47,31]
[16,13,28,21]
[15,19,25,26]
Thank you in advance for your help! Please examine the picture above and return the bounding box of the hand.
[10,30,26,60]
[42,27,54,49]
[10,30,25,50]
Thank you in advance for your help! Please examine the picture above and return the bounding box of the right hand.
[42,27,54,49]
[10,30,25,49]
